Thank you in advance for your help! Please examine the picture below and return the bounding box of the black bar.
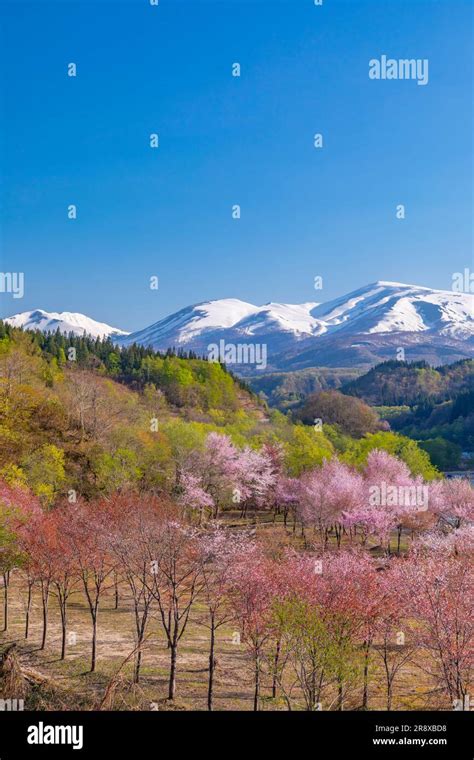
[0,710,472,758]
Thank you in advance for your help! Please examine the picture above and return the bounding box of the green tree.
[419,437,462,470]
[285,426,334,476]
[91,447,142,494]
[22,444,66,507]
[343,431,439,480]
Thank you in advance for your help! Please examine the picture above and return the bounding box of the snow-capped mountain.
[4,309,129,339]
[306,281,473,340]
[5,282,473,370]
[117,281,473,355]
[116,298,322,353]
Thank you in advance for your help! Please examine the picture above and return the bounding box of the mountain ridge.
[4,281,473,370]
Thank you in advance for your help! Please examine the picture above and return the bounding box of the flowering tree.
[269,553,332,710]
[298,467,336,545]
[48,507,79,659]
[416,524,474,558]
[64,500,114,672]
[198,526,252,710]
[342,450,427,551]
[398,550,474,706]
[300,459,364,548]
[145,519,203,700]
[180,433,243,519]
[373,560,416,710]
[428,477,474,529]
[315,551,374,710]
[0,481,39,632]
[274,475,301,530]
[180,433,275,521]
[178,472,214,524]
[107,493,170,683]
[228,545,277,710]
[236,446,276,518]
[20,513,58,650]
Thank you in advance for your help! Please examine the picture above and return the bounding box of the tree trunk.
[114,573,119,610]
[134,648,142,684]
[168,639,178,700]
[362,642,370,709]
[40,582,49,650]
[272,639,281,699]
[207,615,216,711]
[25,582,33,639]
[90,614,98,672]
[338,682,344,711]
[133,611,147,684]
[2,572,9,632]
[60,600,67,660]
[253,651,261,711]
[387,680,393,711]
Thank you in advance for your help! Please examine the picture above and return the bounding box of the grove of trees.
[1,440,472,711]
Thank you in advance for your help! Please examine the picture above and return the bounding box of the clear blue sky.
[0,0,472,331]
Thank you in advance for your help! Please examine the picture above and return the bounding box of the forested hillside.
[341,360,474,468]
[0,323,338,504]
[248,367,361,410]
[343,359,473,406]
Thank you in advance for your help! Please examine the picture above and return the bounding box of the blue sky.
[0,0,472,331]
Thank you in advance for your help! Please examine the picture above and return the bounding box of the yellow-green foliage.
[343,431,439,480]
[138,355,239,410]
[21,444,66,507]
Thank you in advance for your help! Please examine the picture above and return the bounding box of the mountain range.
[4,282,473,371]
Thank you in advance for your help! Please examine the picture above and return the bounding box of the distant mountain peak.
[4,309,129,339]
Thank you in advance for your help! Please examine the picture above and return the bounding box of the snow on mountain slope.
[117,299,259,348]
[229,302,320,337]
[308,282,473,339]
[118,282,473,353]
[4,309,129,339]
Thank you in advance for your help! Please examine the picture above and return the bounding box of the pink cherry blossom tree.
[198,525,253,710]
[228,545,278,710]
[300,459,364,549]
[397,549,474,706]
[428,477,474,529]
[0,481,40,632]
